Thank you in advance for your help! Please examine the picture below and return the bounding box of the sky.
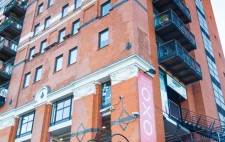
[211,1,225,56]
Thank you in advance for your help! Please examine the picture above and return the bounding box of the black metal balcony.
[158,40,202,85]
[3,0,27,17]
[0,83,8,107]
[0,60,14,85]
[155,10,196,52]
[0,38,18,61]
[0,17,23,39]
[152,0,191,24]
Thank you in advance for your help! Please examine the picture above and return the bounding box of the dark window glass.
[68,47,77,65]
[17,112,35,138]
[48,0,54,7]
[34,66,42,82]
[28,47,35,60]
[75,0,82,9]
[55,55,63,72]
[72,20,80,35]
[33,24,40,36]
[101,1,111,16]
[50,97,72,125]
[101,81,111,109]
[62,4,69,18]
[40,40,47,54]
[58,28,66,43]
[38,3,44,15]
[44,16,51,29]
[99,29,109,48]
[23,72,31,88]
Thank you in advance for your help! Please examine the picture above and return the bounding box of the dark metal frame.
[44,16,51,30]
[37,3,44,15]
[72,19,80,35]
[16,111,35,138]
[28,46,35,61]
[58,28,66,43]
[34,65,42,83]
[23,72,31,88]
[101,0,111,17]
[50,96,73,126]
[98,28,109,49]
[54,54,63,72]
[68,47,77,65]
[62,4,69,18]
[39,39,47,54]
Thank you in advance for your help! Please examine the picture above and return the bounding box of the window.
[58,28,66,43]
[101,81,111,109]
[37,3,44,15]
[55,55,63,72]
[72,20,80,35]
[44,16,51,29]
[101,1,111,16]
[50,96,73,125]
[75,0,82,9]
[48,0,54,7]
[40,40,47,54]
[62,4,69,18]
[34,66,42,82]
[33,24,40,36]
[99,29,109,48]
[17,112,35,138]
[23,72,31,88]
[68,47,77,65]
[28,47,35,60]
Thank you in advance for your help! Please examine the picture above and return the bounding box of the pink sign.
[138,72,156,142]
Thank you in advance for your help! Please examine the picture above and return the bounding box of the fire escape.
[0,0,28,107]
[153,0,225,141]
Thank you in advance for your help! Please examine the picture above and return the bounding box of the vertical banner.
[138,72,156,142]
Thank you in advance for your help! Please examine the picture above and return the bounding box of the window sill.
[99,12,110,19]
[33,80,41,84]
[53,69,62,74]
[98,44,109,50]
[46,5,53,10]
[43,26,50,31]
[22,86,29,90]
[67,62,77,67]
[60,15,68,20]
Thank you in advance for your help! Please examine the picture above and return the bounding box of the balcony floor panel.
[0,26,21,39]
[159,56,202,85]
[4,7,25,17]
[156,23,196,51]
[153,0,191,24]
[0,72,10,85]
[0,47,16,61]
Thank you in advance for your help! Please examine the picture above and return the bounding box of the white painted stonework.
[0,116,14,130]
[110,65,139,85]
[73,81,99,100]
[0,54,155,130]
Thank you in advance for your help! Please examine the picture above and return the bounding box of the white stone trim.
[15,134,32,142]
[110,65,139,85]
[0,54,154,129]
[49,120,72,132]
[73,81,99,100]
[0,116,14,130]
[18,0,96,50]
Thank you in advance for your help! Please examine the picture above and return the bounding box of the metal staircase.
[166,100,225,141]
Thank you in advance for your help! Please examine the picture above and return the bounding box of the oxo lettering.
[141,86,153,137]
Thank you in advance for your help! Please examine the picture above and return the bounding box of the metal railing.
[4,0,27,14]
[0,59,14,75]
[152,0,191,21]
[158,40,202,78]
[0,37,18,52]
[154,10,196,46]
[167,99,225,141]
[0,83,9,98]
[0,17,22,33]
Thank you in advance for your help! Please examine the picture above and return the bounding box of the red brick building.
[0,0,225,141]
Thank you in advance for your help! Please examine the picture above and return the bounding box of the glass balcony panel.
[155,10,196,52]
[4,0,27,17]
[0,60,14,85]
[0,17,23,39]
[0,37,18,61]
[158,40,202,85]
[153,0,191,24]
[0,83,9,107]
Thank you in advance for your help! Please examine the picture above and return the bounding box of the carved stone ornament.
[35,86,51,105]
[0,116,14,130]
[110,65,139,85]
[73,82,97,100]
